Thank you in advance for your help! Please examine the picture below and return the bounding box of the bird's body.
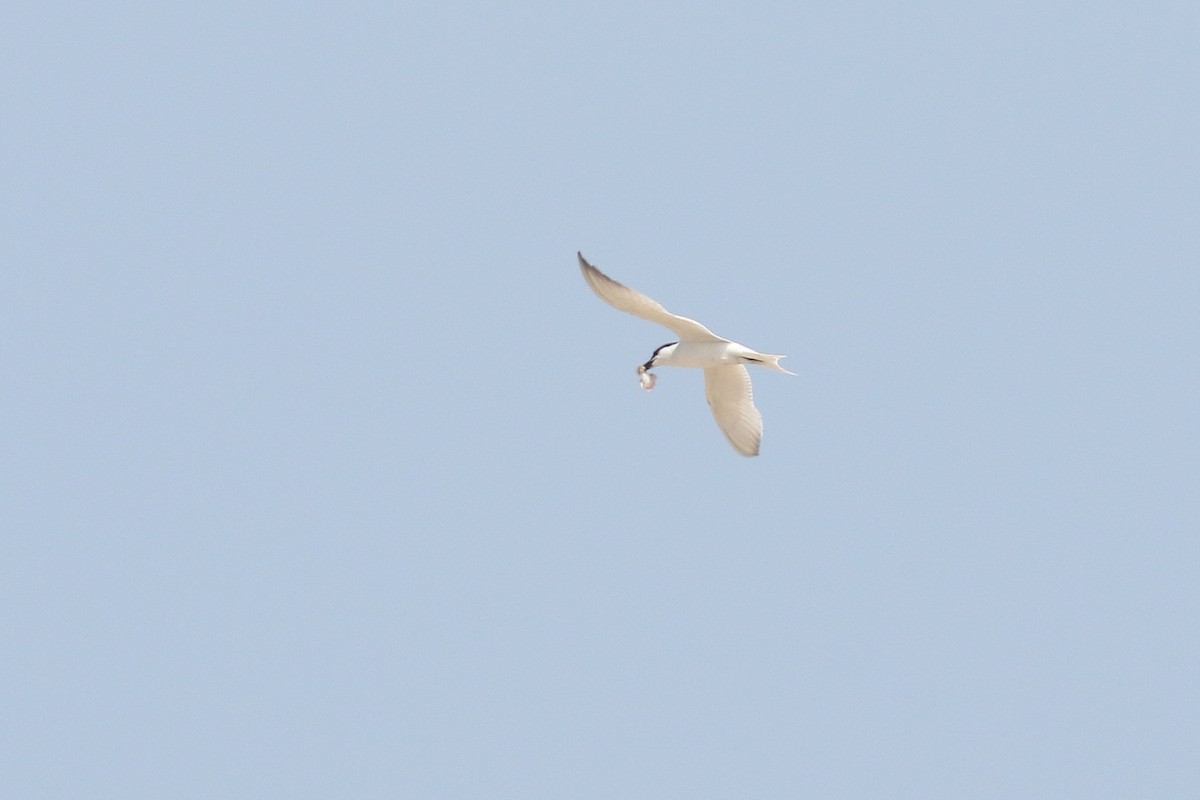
[648,341,781,370]
[577,251,794,457]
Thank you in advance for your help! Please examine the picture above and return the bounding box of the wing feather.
[578,252,726,343]
[703,366,763,457]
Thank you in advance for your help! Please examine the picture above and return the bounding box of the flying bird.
[577,251,794,456]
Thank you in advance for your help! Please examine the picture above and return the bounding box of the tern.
[578,251,794,457]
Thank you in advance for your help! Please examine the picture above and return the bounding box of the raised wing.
[703,365,763,456]
[578,252,727,343]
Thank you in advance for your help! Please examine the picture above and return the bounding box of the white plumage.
[578,252,794,457]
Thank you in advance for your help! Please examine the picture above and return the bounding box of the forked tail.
[751,352,796,375]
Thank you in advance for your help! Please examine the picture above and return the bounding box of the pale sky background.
[4,2,1199,798]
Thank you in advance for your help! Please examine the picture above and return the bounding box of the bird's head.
[643,342,678,370]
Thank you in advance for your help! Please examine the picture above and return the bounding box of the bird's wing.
[704,365,763,457]
[578,252,727,343]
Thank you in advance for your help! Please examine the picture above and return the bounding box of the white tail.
[748,352,796,375]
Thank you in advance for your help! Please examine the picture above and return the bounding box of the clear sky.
[4,2,1199,797]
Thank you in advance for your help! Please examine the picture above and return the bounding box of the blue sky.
[4,2,1199,797]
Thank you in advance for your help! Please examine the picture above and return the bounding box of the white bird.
[578,251,794,457]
